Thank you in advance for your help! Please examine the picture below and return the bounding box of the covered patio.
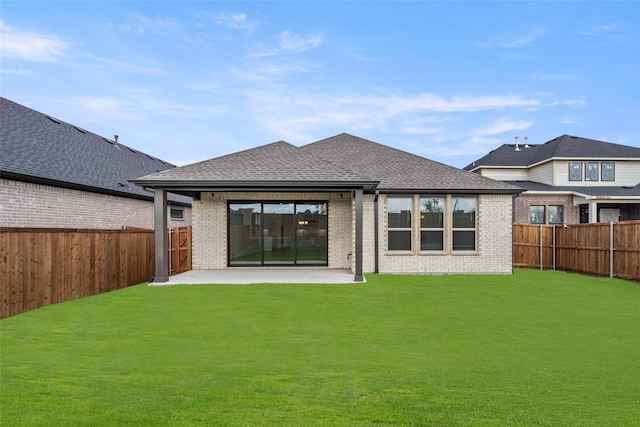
[151,268,360,285]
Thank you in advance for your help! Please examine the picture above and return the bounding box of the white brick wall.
[192,191,513,275]
[1,179,191,229]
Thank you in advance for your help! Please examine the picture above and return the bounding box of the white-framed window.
[530,205,545,224]
[452,197,476,251]
[548,206,563,224]
[419,197,445,251]
[585,162,599,181]
[601,162,615,181]
[569,162,582,181]
[387,197,412,251]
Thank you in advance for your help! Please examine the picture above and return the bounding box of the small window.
[452,197,476,251]
[420,197,444,250]
[170,208,184,219]
[388,197,412,251]
[530,206,545,224]
[548,206,563,224]
[585,162,599,181]
[601,162,615,181]
[568,162,582,181]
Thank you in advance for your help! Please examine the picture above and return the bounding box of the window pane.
[569,162,582,181]
[602,162,615,181]
[420,198,444,228]
[388,230,411,251]
[388,198,412,228]
[585,162,598,181]
[530,206,545,224]
[452,198,476,228]
[421,230,443,250]
[296,203,328,264]
[453,231,475,251]
[548,206,563,224]
[229,203,262,265]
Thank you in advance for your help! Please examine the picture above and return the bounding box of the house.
[131,133,522,282]
[0,97,191,229]
[464,135,640,225]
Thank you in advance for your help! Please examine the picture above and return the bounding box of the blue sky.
[2,1,639,168]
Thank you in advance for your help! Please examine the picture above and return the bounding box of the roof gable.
[465,134,640,170]
[0,97,188,203]
[301,133,520,192]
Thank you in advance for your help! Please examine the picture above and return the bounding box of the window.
[548,206,563,224]
[601,162,615,181]
[530,206,545,224]
[170,208,184,219]
[420,197,444,250]
[388,197,412,250]
[452,197,476,251]
[585,162,599,181]
[569,162,582,181]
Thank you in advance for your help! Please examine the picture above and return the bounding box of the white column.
[589,200,598,223]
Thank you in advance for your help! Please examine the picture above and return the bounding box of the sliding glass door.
[228,201,327,266]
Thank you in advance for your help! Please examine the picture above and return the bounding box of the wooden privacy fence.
[513,221,640,281]
[0,226,192,319]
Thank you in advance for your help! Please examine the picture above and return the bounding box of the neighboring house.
[465,135,640,225]
[0,97,191,229]
[131,133,522,282]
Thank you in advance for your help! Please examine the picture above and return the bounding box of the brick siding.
[1,179,191,229]
[513,194,578,224]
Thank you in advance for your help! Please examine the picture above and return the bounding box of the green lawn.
[1,270,638,426]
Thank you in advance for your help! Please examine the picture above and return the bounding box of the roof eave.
[130,179,380,192]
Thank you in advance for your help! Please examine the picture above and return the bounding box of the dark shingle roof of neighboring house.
[133,133,521,194]
[0,97,190,205]
[506,181,640,198]
[464,135,640,171]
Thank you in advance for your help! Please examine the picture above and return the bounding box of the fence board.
[514,221,640,281]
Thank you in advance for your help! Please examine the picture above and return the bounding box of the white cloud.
[278,31,322,53]
[478,28,546,48]
[212,12,257,31]
[470,117,534,137]
[531,72,576,81]
[0,20,68,62]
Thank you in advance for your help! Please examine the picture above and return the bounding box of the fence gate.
[169,226,192,275]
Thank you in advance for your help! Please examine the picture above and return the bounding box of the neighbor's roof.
[506,180,640,198]
[133,133,521,194]
[0,97,190,205]
[464,135,640,171]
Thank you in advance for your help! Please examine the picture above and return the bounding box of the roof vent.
[46,116,62,124]
[524,136,530,148]
[114,135,121,150]
[73,126,86,134]
[515,136,521,151]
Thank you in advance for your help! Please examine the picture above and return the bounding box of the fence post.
[553,225,556,271]
[539,224,543,271]
[610,221,614,279]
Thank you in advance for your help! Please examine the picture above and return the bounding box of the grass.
[1,269,638,426]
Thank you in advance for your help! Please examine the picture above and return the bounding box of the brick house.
[464,135,640,225]
[132,133,521,282]
[0,97,191,229]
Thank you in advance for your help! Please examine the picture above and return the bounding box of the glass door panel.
[263,203,295,264]
[229,203,262,265]
[296,203,328,265]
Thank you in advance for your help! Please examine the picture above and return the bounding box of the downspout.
[374,190,379,274]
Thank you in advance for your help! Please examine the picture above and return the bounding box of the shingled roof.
[464,134,640,171]
[506,181,640,198]
[133,133,521,194]
[0,97,190,205]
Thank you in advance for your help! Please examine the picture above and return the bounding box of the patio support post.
[354,188,364,282]
[589,200,598,223]
[153,188,169,283]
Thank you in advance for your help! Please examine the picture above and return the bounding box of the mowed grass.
[1,270,638,426]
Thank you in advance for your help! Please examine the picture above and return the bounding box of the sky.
[1,1,639,169]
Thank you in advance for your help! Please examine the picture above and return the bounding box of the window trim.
[451,197,477,251]
[419,196,445,251]
[387,196,413,251]
[585,162,599,181]
[170,208,184,219]
[601,162,615,181]
[530,205,545,224]
[548,205,564,225]
[568,162,583,181]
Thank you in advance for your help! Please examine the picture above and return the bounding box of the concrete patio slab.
[151,268,362,285]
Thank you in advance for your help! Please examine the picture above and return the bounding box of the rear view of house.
[132,133,521,282]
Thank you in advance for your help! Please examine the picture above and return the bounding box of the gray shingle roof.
[465,134,640,170]
[133,139,375,186]
[301,133,521,192]
[134,132,521,194]
[506,180,640,198]
[0,97,190,205]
